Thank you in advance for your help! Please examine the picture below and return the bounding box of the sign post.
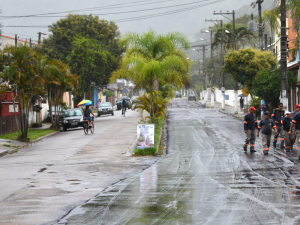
[137,124,155,149]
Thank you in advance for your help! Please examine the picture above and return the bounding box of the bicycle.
[83,117,94,134]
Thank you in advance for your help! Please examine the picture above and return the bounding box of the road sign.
[211,86,215,92]
[242,88,249,97]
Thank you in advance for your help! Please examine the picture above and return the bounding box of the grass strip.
[134,116,164,156]
[0,129,56,141]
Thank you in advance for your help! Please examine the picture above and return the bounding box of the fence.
[0,115,21,136]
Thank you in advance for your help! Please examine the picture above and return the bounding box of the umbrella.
[238,93,246,97]
[77,100,92,107]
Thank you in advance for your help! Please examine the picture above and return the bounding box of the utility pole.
[193,48,202,99]
[204,19,222,108]
[214,10,238,113]
[37,32,46,45]
[15,34,17,46]
[251,0,264,50]
[264,34,268,50]
[280,0,288,110]
[29,38,32,48]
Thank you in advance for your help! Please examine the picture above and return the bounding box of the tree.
[253,68,296,110]
[67,36,118,101]
[41,14,122,62]
[110,30,191,121]
[0,44,44,140]
[212,23,256,51]
[223,47,277,94]
[262,4,280,38]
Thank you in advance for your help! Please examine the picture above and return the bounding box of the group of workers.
[243,103,300,159]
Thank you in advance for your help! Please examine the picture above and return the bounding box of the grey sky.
[1,0,275,59]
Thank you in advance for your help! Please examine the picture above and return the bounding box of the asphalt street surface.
[0,109,158,225]
[58,99,300,225]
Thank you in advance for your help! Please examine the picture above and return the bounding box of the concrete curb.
[0,131,60,159]
[218,109,244,121]
[125,139,138,156]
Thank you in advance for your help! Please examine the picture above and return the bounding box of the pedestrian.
[282,111,294,152]
[243,106,258,152]
[257,111,277,155]
[239,97,244,112]
[292,104,300,119]
[289,112,300,160]
[271,103,285,149]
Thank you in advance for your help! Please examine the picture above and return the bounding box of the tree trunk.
[48,90,54,126]
[152,80,159,118]
[150,89,153,123]
[11,90,20,136]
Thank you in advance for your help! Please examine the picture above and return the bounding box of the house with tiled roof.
[0,34,38,50]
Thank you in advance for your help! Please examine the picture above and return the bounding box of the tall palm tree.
[262,4,280,39]
[212,24,256,52]
[110,30,191,121]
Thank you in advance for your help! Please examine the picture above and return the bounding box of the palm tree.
[110,30,191,121]
[212,24,256,52]
[262,4,280,39]
[0,43,44,140]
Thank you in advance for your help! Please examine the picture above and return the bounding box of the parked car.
[175,93,182,98]
[60,108,84,131]
[188,94,196,101]
[47,106,64,122]
[116,96,131,110]
[98,102,114,116]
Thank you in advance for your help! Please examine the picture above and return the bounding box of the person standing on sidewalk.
[240,97,244,112]
[272,103,285,149]
[289,112,300,160]
[257,111,277,155]
[282,111,295,152]
[292,104,300,119]
[243,106,258,152]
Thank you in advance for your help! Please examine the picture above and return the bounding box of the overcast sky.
[0,0,274,59]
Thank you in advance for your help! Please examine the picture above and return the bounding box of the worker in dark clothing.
[272,103,285,149]
[292,104,300,119]
[282,111,294,152]
[289,112,300,160]
[243,106,258,152]
[257,111,277,155]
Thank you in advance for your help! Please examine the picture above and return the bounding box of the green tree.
[223,47,277,94]
[262,4,280,38]
[110,30,191,121]
[253,68,296,110]
[41,14,122,61]
[212,23,256,51]
[0,44,44,140]
[67,36,117,101]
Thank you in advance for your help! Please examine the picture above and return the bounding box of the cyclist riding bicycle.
[84,105,95,126]
[121,99,127,115]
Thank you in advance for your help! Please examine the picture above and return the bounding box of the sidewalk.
[199,100,246,120]
[0,123,58,158]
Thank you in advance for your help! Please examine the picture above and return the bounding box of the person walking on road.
[243,106,258,152]
[257,111,277,155]
[272,103,285,149]
[282,111,294,152]
[289,112,300,160]
[239,97,244,112]
[292,104,300,119]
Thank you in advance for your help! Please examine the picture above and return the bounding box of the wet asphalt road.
[58,99,300,225]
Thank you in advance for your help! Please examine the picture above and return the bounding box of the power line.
[2,0,225,27]
[2,0,212,19]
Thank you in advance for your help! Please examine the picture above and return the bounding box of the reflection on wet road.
[58,99,300,225]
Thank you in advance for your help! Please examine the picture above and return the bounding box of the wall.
[213,89,252,107]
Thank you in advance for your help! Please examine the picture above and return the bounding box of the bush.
[134,147,156,156]
[103,90,115,97]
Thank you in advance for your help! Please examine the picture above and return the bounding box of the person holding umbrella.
[77,100,95,127]
[239,96,244,112]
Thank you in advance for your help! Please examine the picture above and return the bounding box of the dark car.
[116,96,131,110]
[188,94,196,101]
[175,93,182,98]
[98,102,114,116]
[60,108,84,131]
